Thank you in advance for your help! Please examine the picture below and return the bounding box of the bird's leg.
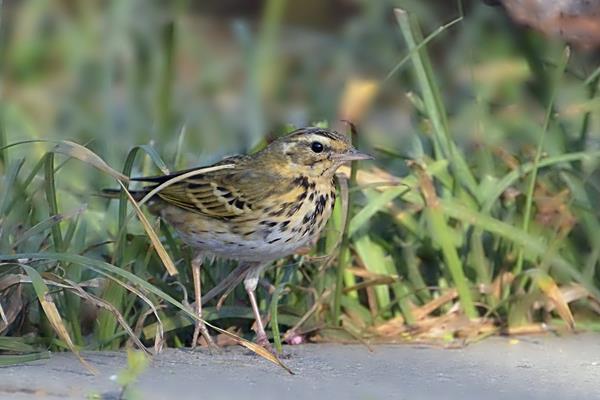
[191,254,217,349]
[243,264,273,352]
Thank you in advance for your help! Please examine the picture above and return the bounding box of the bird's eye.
[311,141,324,153]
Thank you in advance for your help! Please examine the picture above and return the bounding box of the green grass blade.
[0,158,24,216]
[515,46,570,275]
[440,199,600,298]
[394,8,479,199]
[0,106,6,168]
[0,352,51,366]
[348,186,408,237]
[416,167,477,319]
[384,15,462,83]
[12,207,85,248]
[481,151,600,212]
[43,153,64,252]
[0,337,37,353]
[269,265,293,353]
[354,236,391,309]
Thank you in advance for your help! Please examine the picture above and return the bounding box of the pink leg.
[191,255,216,349]
[243,265,274,352]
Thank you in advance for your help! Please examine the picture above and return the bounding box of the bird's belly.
[178,230,312,262]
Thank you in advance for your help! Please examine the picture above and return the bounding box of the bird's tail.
[101,188,148,202]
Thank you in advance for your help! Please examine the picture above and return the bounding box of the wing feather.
[139,155,286,218]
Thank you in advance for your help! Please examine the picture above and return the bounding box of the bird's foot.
[192,321,219,352]
[256,332,278,355]
[196,335,221,353]
[254,334,294,358]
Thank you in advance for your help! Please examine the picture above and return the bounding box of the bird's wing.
[134,156,282,218]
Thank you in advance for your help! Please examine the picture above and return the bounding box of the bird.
[112,127,372,351]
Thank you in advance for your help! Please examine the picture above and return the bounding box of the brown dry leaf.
[338,79,379,122]
[372,311,495,346]
[372,316,407,337]
[534,272,575,330]
[554,284,590,306]
[0,284,23,334]
[534,184,576,234]
[496,0,600,48]
[412,314,494,345]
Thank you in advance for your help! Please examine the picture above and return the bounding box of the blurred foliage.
[1,0,600,364]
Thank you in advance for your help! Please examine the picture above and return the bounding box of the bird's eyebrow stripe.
[288,127,346,141]
[310,130,344,140]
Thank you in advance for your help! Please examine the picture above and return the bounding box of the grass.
[1,0,600,370]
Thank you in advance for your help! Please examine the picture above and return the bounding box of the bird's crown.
[254,127,370,178]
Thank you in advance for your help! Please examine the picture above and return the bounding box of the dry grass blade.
[46,275,152,355]
[343,276,399,293]
[132,304,167,350]
[338,165,401,190]
[52,140,129,182]
[117,180,178,276]
[225,334,294,374]
[284,289,332,343]
[0,301,7,326]
[4,253,290,373]
[21,265,97,374]
[2,274,144,349]
[412,289,458,320]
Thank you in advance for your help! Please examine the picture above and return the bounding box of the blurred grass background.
[1,0,600,363]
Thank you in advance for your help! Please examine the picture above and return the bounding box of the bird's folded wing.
[156,170,283,218]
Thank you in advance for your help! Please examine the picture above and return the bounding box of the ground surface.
[1,333,600,399]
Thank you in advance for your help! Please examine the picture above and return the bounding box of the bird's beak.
[333,148,374,162]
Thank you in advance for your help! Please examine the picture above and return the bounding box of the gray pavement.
[1,333,600,399]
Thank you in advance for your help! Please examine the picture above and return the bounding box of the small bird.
[119,127,371,350]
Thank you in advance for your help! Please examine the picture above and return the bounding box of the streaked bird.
[110,127,371,351]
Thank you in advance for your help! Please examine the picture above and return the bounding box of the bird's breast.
[163,177,337,262]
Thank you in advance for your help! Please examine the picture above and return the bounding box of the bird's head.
[258,127,372,178]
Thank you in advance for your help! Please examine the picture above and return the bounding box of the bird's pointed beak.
[333,148,374,162]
